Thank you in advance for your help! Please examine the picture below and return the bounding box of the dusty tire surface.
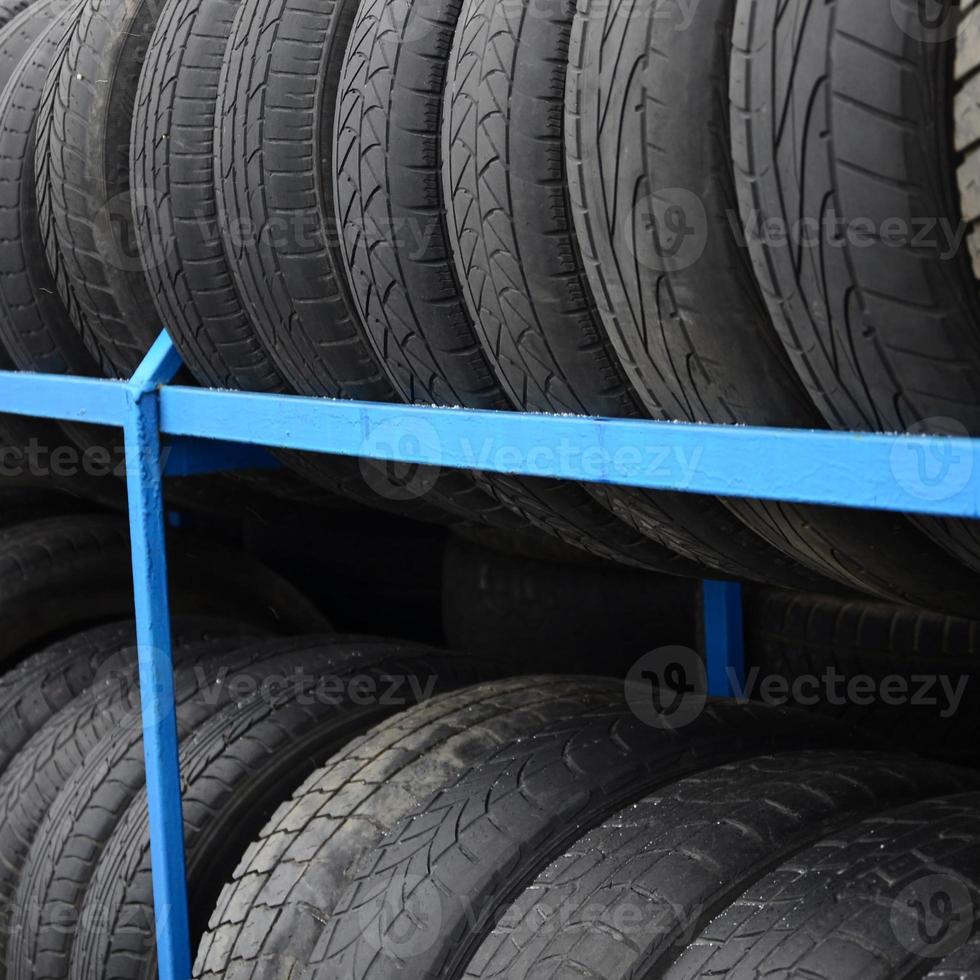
[0,618,248,777]
[196,677,853,979]
[0,4,103,380]
[0,629,271,974]
[130,0,446,519]
[665,793,980,980]
[34,0,169,377]
[0,0,38,26]
[214,0,705,572]
[463,752,977,980]
[71,644,492,980]
[6,636,407,980]
[209,0,534,531]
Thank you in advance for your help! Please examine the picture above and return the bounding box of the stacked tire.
[0,501,977,978]
[0,0,971,603]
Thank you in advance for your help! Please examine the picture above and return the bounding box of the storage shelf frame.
[1,330,978,980]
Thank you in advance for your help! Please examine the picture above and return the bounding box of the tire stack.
[0,490,977,979]
[0,0,971,605]
[0,1,979,978]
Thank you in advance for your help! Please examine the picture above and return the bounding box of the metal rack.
[1,330,978,980]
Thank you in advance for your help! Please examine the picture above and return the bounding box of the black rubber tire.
[0,0,54,86]
[561,0,980,613]
[0,0,37,26]
[128,0,472,524]
[0,616,254,778]
[442,531,697,673]
[664,793,980,980]
[0,7,288,516]
[0,625,272,970]
[206,0,557,538]
[0,4,105,381]
[333,0,834,588]
[195,679,853,979]
[732,0,980,574]
[33,0,166,377]
[0,484,100,529]
[0,514,329,664]
[958,0,980,279]
[1,634,337,979]
[0,1,128,487]
[212,0,709,575]
[462,752,977,980]
[5,637,471,980]
[746,588,980,767]
[70,644,493,979]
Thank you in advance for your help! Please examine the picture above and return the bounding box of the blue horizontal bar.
[159,386,980,520]
[0,371,128,426]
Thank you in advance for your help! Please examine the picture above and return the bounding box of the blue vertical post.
[124,333,191,980]
[702,580,746,698]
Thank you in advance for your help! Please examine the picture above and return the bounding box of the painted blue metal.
[157,386,980,520]
[702,581,746,699]
[0,370,127,425]
[123,337,192,980]
[130,330,186,391]
[2,328,980,980]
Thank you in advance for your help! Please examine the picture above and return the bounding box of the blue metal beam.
[702,581,746,699]
[123,338,192,980]
[158,386,980,520]
[0,370,127,426]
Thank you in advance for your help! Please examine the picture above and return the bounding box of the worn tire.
[333,0,833,587]
[208,0,560,537]
[0,625,269,970]
[0,617,249,777]
[0,4,109,381]
[195,680,852,979]
[666,793,980,980]
[33,0,165,377]
[0,0,37,25]
[0,514,328,664]
[561,0,980,612]
[746,588,980,766]
[70,644,492,979]
[130,0,467,522]
[0,0,57,87]
[463,752,977,980]
[3,635,353,979]
[211,0,706,574]
[732,0,980,574]
[442,531,696,672]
